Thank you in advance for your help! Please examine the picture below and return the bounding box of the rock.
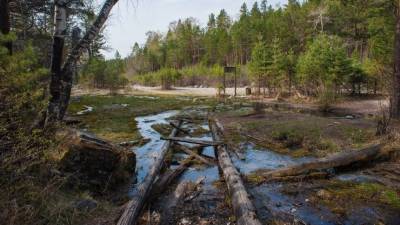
[316,189,333,200]
[59,129,136,193]
[74,199,98,212]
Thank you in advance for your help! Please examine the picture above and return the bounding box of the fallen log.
[169,122,190,135]
[151,156,195,196]
[117,121,183,225]
[209,118,262,225]
[159,177,205,225]
[175,144,216,166]
[161,136,223,146]
[260,144,392,181]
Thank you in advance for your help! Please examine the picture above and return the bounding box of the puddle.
[251,183,340,225]
[134,110,179,184]
[233,143,313,174]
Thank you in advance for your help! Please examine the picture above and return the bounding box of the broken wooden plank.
[209,118,262,225]
[161,136,222,146]
[260,144,392,181]
[176,144,217,166]
[117,121,183,225]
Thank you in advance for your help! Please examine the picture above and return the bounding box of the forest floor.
[63,89,399,225]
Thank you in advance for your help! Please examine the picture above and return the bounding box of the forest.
[1,0,400,225]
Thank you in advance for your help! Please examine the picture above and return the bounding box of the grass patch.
[321,181,400,210]
[68,95,217,142]
[221,110,377,158]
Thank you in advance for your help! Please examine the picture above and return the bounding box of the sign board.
[224,66,236,74]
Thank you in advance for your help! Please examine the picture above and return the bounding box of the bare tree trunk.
[45,0,120,123]
[0,0,12,54]
[392,3,400,118]
[46,0,68,124]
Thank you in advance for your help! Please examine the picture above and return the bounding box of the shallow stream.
[129,108,398,224]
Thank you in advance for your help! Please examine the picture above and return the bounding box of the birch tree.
[46,0,120,124]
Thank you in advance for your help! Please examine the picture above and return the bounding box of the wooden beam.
[161,136,223,146]
[169,122,190,135]
[176,144,216,166]
[117,121,183,225]
[209,118,262,225]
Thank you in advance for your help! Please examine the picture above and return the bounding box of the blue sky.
[101,0,287,58]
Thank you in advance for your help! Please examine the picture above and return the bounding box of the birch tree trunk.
[46,0,68,123]
[58,0,120,119]
[392,2,400,118]
[0,0,12,54]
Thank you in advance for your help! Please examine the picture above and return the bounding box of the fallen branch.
[161,136,222,146]
[175,144,216,166]
[209,118,262,225]
[169,122,190,135]
[151,156,195,196]
[260,144,394,181]
[117,121,183,225]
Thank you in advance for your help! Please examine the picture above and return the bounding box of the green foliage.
[134,64,225,87]
[80,52,128,92]
[125,0,394,96]
[0,33,49,141]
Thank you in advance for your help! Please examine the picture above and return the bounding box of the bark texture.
[46,0,68,123]
[58,0,120,119]
[209,118,262,225]
[46,0,120,123]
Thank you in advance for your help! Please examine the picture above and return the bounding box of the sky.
[101,0,287,58]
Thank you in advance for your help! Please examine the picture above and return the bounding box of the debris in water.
[76,105,93,115]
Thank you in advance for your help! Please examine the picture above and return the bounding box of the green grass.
[68,95,217,142]
[323,181,400,209]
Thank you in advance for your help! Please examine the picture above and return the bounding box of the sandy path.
[71,85,389,116]
[71,85,248,97]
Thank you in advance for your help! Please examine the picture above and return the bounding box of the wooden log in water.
[209,118,262,225]
[151,156,195,196]
[176,144,216,166]
[158,177,205,225]
[169,122,191,135]
[260,144,390,181]
[161,136,223,146]
[117,121,183,225]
